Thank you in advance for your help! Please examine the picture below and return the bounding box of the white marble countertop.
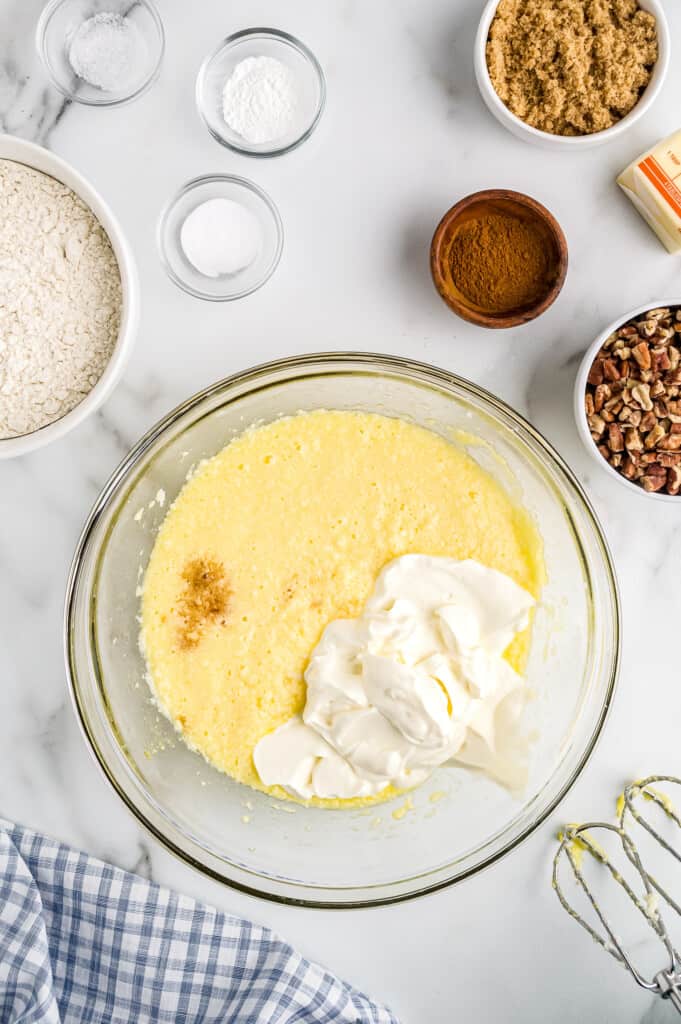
[2,0,681,1020]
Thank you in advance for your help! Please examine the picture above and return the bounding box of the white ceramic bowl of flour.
[0,135,139,459]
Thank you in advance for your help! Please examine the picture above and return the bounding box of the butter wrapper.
[618,130,681,253]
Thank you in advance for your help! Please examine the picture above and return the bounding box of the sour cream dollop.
[253,556,536,800]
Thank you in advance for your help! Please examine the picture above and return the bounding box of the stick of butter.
[618,130,681,253]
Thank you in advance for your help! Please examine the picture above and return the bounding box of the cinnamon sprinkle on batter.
[177,557,230,650]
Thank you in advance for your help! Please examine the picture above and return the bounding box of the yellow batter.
[141,410,544,807]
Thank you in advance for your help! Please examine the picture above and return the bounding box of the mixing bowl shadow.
[65,353,620,907]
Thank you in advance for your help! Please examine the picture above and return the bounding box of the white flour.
[222,56,298,144]
[0,160,122,439]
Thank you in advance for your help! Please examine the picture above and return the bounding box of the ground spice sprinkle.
[448,211,554,314]
[177,557,231,650]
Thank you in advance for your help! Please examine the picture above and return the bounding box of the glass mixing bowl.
[65,354,620,907]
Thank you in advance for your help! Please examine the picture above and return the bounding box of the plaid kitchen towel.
[0,819,398,1024]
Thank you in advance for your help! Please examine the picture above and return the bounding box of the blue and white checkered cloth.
[0,819,398,1023]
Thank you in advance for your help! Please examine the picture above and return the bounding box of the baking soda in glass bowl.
[158,175,283,301]
[179,198,262,278]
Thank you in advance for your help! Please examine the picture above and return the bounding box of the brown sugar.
[177,557,231,650]
[448,211,554,313]
[486,0,658,136]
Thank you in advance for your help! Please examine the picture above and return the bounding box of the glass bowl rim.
[36,0,165,108]
[156,174,284,301]
[195,27,327,158]
[64,351,621,908]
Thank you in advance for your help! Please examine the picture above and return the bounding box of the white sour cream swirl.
[253,556,536,800]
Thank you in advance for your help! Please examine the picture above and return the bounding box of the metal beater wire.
[553,778,681,1014]
[620,775,681,918]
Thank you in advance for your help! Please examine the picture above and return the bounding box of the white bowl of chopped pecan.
[575,302,681,499]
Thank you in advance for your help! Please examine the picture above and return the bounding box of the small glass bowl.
[36,0,164,107]
[196,28,326,157]
[157,175,284,301]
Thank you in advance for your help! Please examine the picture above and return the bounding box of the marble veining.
[2,1,681,1021]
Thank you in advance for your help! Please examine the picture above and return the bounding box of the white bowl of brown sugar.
[474,0,670,149]
[0,135,139,458]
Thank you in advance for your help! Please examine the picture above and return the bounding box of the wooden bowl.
[430,189,568,329]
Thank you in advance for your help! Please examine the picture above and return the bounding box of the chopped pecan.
[644,423,667,449]
[641,472,667,492]
[654,327,675,345]
[584,306,681,494]
[621,456,638,479]
[639,319,659,338]
[652,348,672,372]
[589,413,606,438]
[587,360,605,386]
[608,424,624,452]
[632,342,651,369]
[639,410,657,433]
[624,427,643,452]
[631,383,653,411]
[667,465,681,495]
[660,433,681,451]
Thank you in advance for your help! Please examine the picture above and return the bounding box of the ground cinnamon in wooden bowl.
[430,189,568,329]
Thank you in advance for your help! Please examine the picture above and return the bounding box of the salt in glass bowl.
[36,0,164,107]
[196,28,326,157]
[65,353,620,907]
[157,175,284,302]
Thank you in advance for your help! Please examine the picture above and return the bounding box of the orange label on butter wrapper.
[638,156,681,223]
